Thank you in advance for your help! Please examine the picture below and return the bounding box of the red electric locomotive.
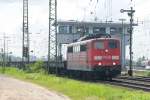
[66,34,121,79]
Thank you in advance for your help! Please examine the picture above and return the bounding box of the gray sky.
[0,0,150,60]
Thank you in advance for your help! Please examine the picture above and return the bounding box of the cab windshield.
[94,41,104,49]
[108,40,118,49]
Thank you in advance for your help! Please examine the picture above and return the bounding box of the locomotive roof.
[67,38,119,46]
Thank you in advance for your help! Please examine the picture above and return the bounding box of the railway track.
[109,77,150,92]
[116,76,150,82]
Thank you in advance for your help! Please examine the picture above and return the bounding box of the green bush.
[26,61,45,73]
[147,71,150,76]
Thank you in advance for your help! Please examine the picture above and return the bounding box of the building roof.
[57,20,131,27]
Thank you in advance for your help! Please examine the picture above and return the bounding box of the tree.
[136,56,147,67]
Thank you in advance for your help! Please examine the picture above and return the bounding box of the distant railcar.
[66,37,121,79]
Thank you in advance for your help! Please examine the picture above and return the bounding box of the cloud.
[0,0,19,3]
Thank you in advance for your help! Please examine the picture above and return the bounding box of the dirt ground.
[0,75,70,100]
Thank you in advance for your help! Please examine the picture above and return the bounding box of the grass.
[133,70,150,77]
[0,67,150,100]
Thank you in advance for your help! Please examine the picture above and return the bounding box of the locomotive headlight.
[98,62,102,66]
[113,62,116,65]
[94,56,102,61]
[112,56,119,60]
[105,49,108,52]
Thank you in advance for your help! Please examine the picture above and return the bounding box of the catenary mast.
[22,0,30,67]
[48,0,58,73]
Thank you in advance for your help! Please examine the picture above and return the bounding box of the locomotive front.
[89,38,121,77]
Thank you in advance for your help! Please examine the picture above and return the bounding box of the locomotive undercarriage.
[47,62,121,80]
[92,65,121,79]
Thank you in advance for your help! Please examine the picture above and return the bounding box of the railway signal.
[120,7,135,76]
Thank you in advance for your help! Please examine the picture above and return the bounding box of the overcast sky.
[0,0,150,60]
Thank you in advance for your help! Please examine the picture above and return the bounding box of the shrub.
[26,61,45,73]
[147,71,150,76]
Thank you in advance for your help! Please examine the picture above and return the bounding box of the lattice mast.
[22,0,29,64]
[48,0,58,65]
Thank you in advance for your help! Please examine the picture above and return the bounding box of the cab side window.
[67,46,73,53]
[80,44,87,51]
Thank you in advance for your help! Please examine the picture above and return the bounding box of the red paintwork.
[67,38,121,71]
[89,39,120,68]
